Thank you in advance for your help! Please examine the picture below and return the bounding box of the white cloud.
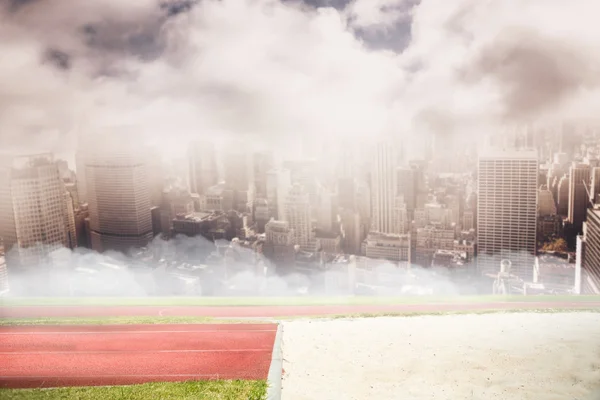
[1,0,600,158]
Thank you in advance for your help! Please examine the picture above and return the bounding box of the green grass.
[0,380,268,400]
[0,316,269,326]
[2,295,600,307]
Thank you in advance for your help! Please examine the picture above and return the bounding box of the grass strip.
[0,316,269,326]
[0,380,268,400]
[2,295,600,307]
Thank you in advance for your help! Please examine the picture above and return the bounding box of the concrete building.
[568,162,591,235]
[285,184,317,252]
[188,141,218,196]
[371,141,399,234]
[392,196,409,234]
[315,230,341,254]
[477,150,538,281]
[590,167,600,205]
[362,232,410,262]
[5,154,71,268]
[0,251,8,295]
[266,168,291,221]
[253,151,274,198]
[576,207,600,294]
[415,226,455,267]
[396,167,416,212]
[339,209,363,255]
[223,148,255,212]
[199,183,234,213]
[81,132,153,254]
[538,185,557,216]
[159,188,195,235]
[463,210,474,231]
[557,174,569,216]
[254,197,270,233]
[263,219,296,269]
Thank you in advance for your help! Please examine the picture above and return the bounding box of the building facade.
[477,150,538,281]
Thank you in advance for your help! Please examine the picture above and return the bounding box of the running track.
[0,324,277,388]
[1,301,599,319]
[1,301,598,389]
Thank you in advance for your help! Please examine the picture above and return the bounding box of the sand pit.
[281,312,600,400]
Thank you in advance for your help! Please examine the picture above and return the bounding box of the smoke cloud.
[1,0,599,157]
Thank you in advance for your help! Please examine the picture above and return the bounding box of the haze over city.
[1,0,600,298]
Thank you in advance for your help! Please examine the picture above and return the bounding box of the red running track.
[1,301,599,319]
[0,324,277,388]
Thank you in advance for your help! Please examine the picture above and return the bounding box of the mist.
[2,0,600,158]
[3,232,485,298]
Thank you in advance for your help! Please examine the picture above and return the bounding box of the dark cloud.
[459,29,600,121]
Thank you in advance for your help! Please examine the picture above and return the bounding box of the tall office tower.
[371,141,399,234]
[0,159,17,263]
[396,167,416,212]
[392,196,409,234]
[82,132,153,254]
[590,167,600,205]
[337,177,357,211]
[0,251,7,294]
[557,174,569,216]
[223,149,255,212]
[284,183,315,252]
[266,168,292,220]
[6,154,70,268]
[577,207,600,294]
[568,162,591,234]
[253,151,274,198]
[408,160,428,209]
[146,146,165,207]
[538,185,557,216]
[188,141,218,196]
[64,191,77,249]
[477,150,538,281]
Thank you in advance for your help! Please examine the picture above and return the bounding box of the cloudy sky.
[1,0,599,158]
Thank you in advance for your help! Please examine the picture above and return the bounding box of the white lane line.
[0,329,276,335]
[0,349,273,355]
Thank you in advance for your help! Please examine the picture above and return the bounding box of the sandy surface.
[281,312,600,400]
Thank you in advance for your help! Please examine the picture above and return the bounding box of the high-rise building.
[396,167,416,212]
[590,167,600,205]
[285,183,316,252]
[477,150,538,281]
[223,149,255,212]
[0,251,8,295]
[371,141,398,234]
[82,132,153,253]
[4,154,70,268]
[538,185,557,216]
[568,162,591,234]
[0,159,17,264]
[253,151,274,198]
[188,141,218,196]
[266,168,291,220]
[576,206,600,294]
[557,174,569,216]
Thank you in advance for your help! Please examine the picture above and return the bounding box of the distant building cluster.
[1,123,600,295]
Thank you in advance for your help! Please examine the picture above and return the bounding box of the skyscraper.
[371,141,398,234]
[188,141,218,196]
[577,206,600,294]
[396,167,416,212]
[3,154,70,268]
[568,162,591,234]
[266,168,291,220]
[81,132,153,254]
[477,150,538,281]
[285,183,315,252]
